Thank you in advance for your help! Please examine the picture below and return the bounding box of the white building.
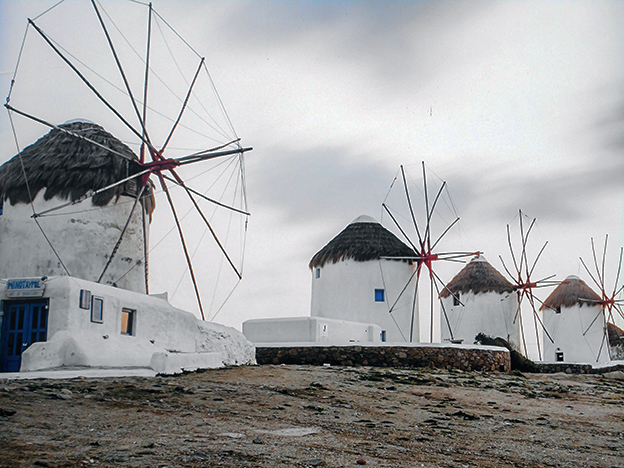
[0,122,254,373]
[309,215,418,342]
[243,215,418,344]
[440,255,519,347]
[541,275,611,364]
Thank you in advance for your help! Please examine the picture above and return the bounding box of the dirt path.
[1,365,623,467]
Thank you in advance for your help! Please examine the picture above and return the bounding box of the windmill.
[2,0,251,321]
[380,162,478,343]
[499,210,558,360]
[578,235,624,361]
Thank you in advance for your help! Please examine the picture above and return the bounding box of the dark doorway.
[0,300,49,372]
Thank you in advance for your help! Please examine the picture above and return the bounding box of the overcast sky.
[1,0,624,337]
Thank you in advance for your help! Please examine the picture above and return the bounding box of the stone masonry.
[256,344,511,372]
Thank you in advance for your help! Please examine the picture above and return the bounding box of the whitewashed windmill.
[2,0,251,321]
[541,236,624,364]
[440,254,519,346]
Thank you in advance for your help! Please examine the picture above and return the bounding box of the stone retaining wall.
[256,344,511,372]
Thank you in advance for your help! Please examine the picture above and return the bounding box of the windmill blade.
[426,180,447,242]
[32,168,151,218]
[582,309,604,336]
[91,0,153,146]
[431,217,460,251]
[527,294,555,345]
[430,268,465,307]
[139,2,153,163]
[526,294,543,360]
[97,184,146,283]
[612,247,623,299]
[162,174,250,216]
[432,275,454,341]
[519,213,536,277]
[595,329,609,363]
[388,264,421,314]
[160,57,204,152]
[168,168,243,280]
[422,162,431,249]
[157,174,205,320]
[499,255,517,282]
[579,256,603,291]
[141,200,150,293]
[381,203,419,253]
[601,234,608,294]
[400,165,423,245]
[409,265,423,343]
[26,18,156,153]
[591,238,605,292]
[506,224,521,278]
[529,241,548,277]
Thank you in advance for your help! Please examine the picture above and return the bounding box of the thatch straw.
[607,322,624,346]
[540,276,601,311]
[440,255,514,298]
[309,218,415,269]
[0,121,154,215]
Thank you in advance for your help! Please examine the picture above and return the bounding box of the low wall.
[256,343,511,372]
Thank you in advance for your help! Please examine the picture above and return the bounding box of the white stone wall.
[0,192,148,293]
[440,290,520,348]
[0,276,255,372]
[543,304,609,364]
[243,316,382,344]
[310,258,416,342]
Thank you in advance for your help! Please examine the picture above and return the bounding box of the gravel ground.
[1,365,623,468]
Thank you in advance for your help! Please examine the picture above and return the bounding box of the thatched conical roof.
[0,121,154,215]
[540,275,601,311]
[439,254,514,298]
[309,215,415,269]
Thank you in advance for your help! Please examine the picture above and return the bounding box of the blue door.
[1,300,49,372]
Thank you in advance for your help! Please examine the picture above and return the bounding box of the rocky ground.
[1,365,623,468]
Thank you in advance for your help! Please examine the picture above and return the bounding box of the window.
[381,330,386,342]
[79,290,92,309]
[555,306,561,314]
[375,289,385,302]
[91,297,103,323]
[555,349,564,362]
[315,268,321,279]
[121,308,135,335]
[0,198,3,215]
[453,294,461,306]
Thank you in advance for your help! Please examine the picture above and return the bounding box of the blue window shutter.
[375,289,385,302]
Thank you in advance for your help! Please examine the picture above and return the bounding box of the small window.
[0,198,3,215]
[79,289,92,309]
[555,306,561,314]
[381,330,387,342]
[121,308,135,335]
[315,268,321,279]
[555,350,564,362]
[453,294,461,307]
[91,297,104,323]
[375,289,385,302]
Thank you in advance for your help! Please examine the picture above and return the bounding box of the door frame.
[0,298,50,372]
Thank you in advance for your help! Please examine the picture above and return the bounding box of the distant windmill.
[381,162,478,343]
[499,210,558,360]
[578,235,624,361]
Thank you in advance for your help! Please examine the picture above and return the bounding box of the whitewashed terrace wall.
[0,276,254,372]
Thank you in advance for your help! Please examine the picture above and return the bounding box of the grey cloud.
[247,144,397,225]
